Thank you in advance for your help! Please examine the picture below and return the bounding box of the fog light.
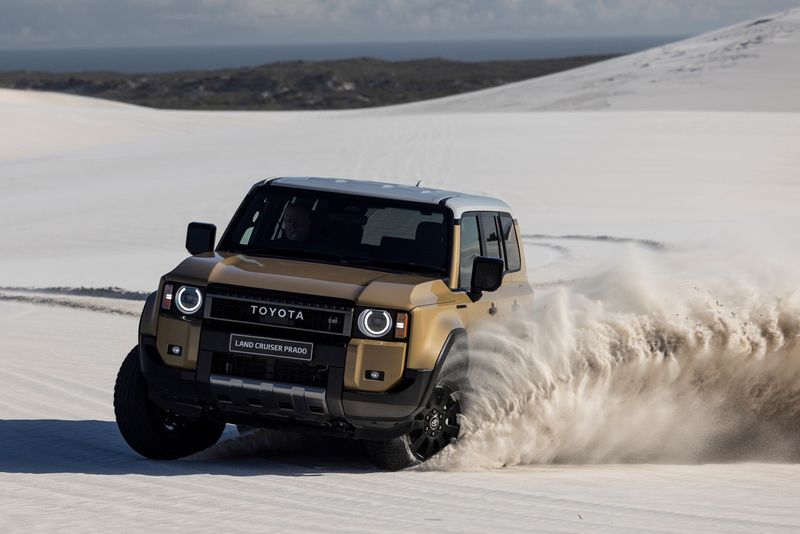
[168,344,182,356]
[365,370,384,381]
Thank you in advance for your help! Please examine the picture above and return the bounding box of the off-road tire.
[363,382,461,471]
[114,346,225,460]
[363,434,419,471]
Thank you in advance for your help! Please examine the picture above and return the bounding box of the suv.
[114,177,533,470]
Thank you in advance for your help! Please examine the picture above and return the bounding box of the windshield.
[219,186,452,276]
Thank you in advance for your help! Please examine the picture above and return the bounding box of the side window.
[479,213,502,259]
[499,214,521,271]
[459,215,481,289]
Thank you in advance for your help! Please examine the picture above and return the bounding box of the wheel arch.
[419,327,468,414]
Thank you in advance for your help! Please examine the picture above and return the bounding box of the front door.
[460,212,531,327]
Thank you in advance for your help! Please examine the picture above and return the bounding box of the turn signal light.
[161,284,174,310]
[395,312,409,339]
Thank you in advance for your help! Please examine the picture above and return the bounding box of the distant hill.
[0,56,614,110]
[403,8,800,111]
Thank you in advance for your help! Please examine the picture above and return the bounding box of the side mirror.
[468,256,504,301]
[186,222,216,255]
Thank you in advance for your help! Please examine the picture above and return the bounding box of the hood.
[167,253,456,308]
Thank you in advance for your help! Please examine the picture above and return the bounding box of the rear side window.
[459,215,481,289]
[479,213,502,259]
[499,214,521,271]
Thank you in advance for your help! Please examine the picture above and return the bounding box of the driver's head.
[283,204,312,242]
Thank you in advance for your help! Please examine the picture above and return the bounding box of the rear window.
[499,214,521,271]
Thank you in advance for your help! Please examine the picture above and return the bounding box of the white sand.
[0,107,797,289]
[2,302,800,533]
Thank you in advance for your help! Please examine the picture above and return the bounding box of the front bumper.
[139,334,434,440]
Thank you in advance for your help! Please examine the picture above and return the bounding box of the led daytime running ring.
[357,309,392,338]
[174,286,203,315]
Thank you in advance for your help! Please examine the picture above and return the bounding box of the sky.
[1,0,798,49]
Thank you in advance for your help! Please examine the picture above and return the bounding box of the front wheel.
[363,382,461,471]
[114,346,225,460]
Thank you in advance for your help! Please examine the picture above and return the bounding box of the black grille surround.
[204,285,354,336]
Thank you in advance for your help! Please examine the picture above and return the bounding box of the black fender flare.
[138,291,158,338]
[423,327,468,398]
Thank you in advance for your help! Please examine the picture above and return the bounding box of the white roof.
[263,176,512,218]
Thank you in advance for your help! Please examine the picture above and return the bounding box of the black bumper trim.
[209,374,328,416]
[137,328,464,439]
[138,336,202,419]
[341,369,433,422]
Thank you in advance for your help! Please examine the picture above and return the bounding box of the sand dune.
[396,7,800,111]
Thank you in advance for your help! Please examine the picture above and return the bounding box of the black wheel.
[364,382,461,471]
[114,346,225,460]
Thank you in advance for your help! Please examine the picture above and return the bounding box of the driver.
[281,204,312,242]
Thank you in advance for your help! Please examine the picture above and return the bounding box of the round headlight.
[175,286,203,315]
[357,309,392,338]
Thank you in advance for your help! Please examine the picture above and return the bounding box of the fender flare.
[419,327,468,404]
[138,291,158,337]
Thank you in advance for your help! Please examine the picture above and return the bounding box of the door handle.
[488,303,498,316]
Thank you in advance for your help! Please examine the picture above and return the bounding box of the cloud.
[0,0,797,48]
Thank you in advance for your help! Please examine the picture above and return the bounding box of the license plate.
[229,334,313,361]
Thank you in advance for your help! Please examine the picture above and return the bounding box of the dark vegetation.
[0,55,615,110]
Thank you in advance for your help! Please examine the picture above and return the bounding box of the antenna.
[415,179,422,187]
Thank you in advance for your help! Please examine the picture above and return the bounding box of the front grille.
[211,352,328,388]
[205,288,353,336]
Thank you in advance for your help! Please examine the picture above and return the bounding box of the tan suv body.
[116,177,533,468]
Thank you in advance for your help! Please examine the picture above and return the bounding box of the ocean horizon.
[0,36,683,73]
